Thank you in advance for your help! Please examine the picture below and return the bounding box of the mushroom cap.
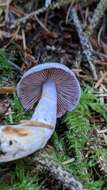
[17,63,81,117]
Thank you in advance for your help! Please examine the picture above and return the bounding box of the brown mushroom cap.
[17,63,81,117]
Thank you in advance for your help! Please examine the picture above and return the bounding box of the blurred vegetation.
[0,49,11,74]
[51,88,107,189]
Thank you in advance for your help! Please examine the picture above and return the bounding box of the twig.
[97,93,107,97]
[22,29,26,51]
[4,26,20,48]
[97,25,104,46]
[94,59,107,66]
[35,14,50,33]
[11,0,93,28]
[103,134,107,146]
[95,71,107,88]
[31,151,85,190]
[11,6,46,28]
[97,129,107,134]
[99,85,104,104]
[7,107,13,124]
[8,60,22,73]
[62,158,75,165]
[69,7,98,80]
[86,0,107,37]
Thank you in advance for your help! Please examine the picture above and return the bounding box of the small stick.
[100,84,107,92]
[22,29,26,51]
[103,134,107,146]
[22,28,28,66]
[95,71,107,88]
[97,93,107,97]
[35,14,50,33]
[62,158,75,165]
[99,85,104,104]
[8,60,22,73]
[86,0,107,37]
[97,129,107,134]
[4,26,20,48]
[7,107,13,124]
[94,59,107,66]
[69,8,97,80]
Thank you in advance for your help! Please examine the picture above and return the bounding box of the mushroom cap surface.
[17,63,81,117]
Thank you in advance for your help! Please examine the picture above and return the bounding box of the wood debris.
[69,7,98,80]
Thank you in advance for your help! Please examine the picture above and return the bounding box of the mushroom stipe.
[0,63,81,162]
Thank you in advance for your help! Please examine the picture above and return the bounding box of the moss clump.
[63,88,107,189]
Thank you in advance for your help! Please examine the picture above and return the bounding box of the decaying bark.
[31,152,85,190]
[86,0,107,37]
[69,8,97,80]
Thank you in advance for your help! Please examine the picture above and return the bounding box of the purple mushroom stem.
[32,79,57,128]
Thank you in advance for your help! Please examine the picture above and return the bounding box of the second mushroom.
[0,63,80,162]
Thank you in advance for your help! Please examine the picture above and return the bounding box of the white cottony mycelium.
[0,80,57,162]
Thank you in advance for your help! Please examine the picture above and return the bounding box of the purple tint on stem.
[32,79,57,127]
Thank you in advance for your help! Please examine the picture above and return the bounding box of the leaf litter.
[0,0,107,189]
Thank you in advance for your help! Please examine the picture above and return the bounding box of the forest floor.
[0,0,107,190]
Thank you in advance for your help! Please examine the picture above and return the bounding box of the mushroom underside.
[17,68,80,117]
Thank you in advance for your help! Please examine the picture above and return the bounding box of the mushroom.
[0,63,80,162]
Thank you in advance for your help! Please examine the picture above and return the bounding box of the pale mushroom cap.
[0,124,53,162]
[17,63,81,117]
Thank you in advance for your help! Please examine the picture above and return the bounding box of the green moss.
[6,95,31,123]
[0,47,106,189]
[0,49,12,75]
[0,48,14,87]
[0,161,44,190]
[62,88,107,189]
